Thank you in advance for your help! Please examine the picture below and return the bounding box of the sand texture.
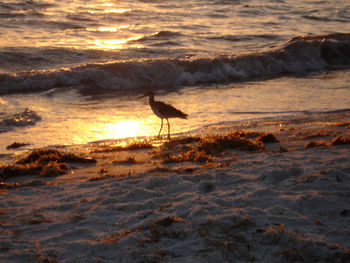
[1,121,350,262]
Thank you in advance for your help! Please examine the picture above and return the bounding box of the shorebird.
[138,91,188,139]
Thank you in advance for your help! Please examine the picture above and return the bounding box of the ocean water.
[0,0,350,153]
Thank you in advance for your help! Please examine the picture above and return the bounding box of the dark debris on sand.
[304,140,328,148]
[16,149,96,165]
[153,131,265,164]
[332,121,350,127]
[0,148,96,179]
[91,141,153,153]
[6,142,30,150]
[87,173,131,182]
[257,133,279,143]
[112,156,138,164]
[305,136,350,148]
[330,136,350,146]
[300,131,329,140]
[197,133,264,154]
[96,216,184,245]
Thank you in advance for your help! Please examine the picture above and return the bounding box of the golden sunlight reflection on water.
[1,89,191,150]
[71,118,157,145]
[83,2,142,49]
[102,120,147,139]
[91,35,144,49]
[87,27,118,33]
[86,25,135,33]
[104,8,131,14]
[4,70,350,152]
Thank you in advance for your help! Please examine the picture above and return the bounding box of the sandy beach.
[1,0,350,262]
[1,113,349,263]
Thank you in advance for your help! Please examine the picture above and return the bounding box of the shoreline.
[2,106,350,160]
[0,116,350,262]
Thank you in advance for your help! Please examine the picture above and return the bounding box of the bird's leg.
[166,118,170,140]
[158,118,163,138]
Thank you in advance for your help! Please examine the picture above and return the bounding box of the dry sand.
[0,119,350,262]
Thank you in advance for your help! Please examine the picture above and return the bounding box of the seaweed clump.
[162,136,201,148]
[112,156,138,164]
[330,136,350,146]
[300,131,329,140]
[91,141,153,153]
[6,142,30,150]
[161,150,211,164]
[304,140,328,148]
[155,131,264,164]
[197,132,264,154]
[304,136,350,148]
[257,133,279,143]
[333,121,350,127]
[1,148,96,178]
[96,216,183,245]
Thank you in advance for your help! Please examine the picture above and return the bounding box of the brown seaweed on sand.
[257,133,279,143]
[161,150,212,164]
[304,135,350,148]
[16,149,96,165]
[0,181,20,189]
[304,140,328,148]
[6,142,30,150]
[147,166,199,174]
[153,132,264,164]
[300,131,329,140]
[95,216,183,245]
[87,173,129,182]
[332,121,350,127]
[0,148,96,178]
[91,141,153,153]
[197,132,264,154]
[330,136,350,145]
[112,156,138,164]
[162,136,201,148]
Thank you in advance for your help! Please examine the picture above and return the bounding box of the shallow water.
[1,69,349,153]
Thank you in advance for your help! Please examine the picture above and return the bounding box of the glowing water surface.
[1,70,350,152]
[2,0,350,59]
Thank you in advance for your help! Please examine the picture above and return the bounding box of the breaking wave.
[0,33,349,95]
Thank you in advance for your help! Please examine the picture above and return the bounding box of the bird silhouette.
[139,91,188,139]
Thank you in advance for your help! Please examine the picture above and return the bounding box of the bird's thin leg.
[166,118,170,140]
[158,118,163,138]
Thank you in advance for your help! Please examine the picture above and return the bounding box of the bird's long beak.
[137,94,147,99]
[137,91,151,99]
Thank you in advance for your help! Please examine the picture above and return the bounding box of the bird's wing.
[156,101,188,119]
